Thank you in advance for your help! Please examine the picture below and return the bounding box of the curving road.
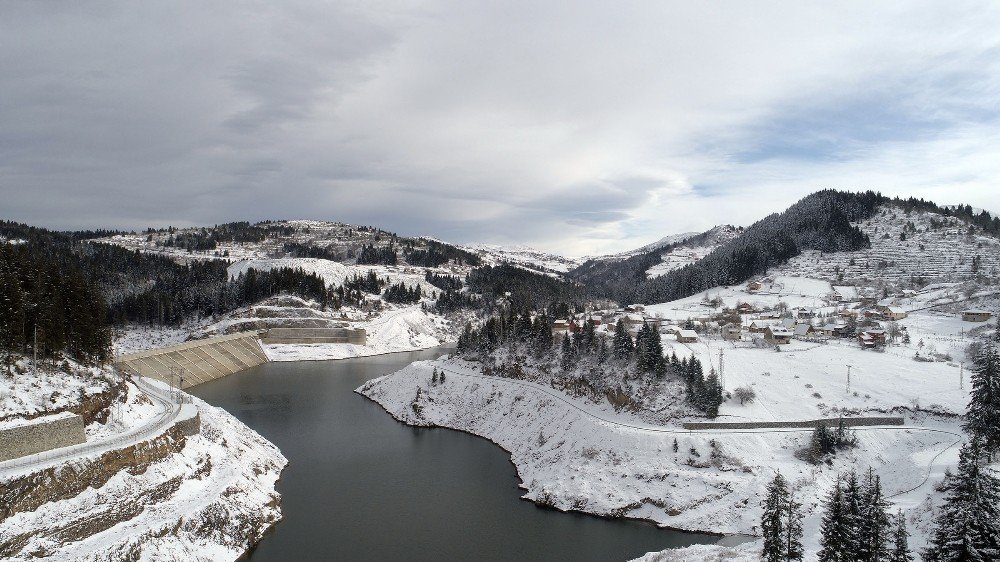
[0,371,187,478]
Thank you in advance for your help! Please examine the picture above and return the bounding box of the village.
[551,276,994,354]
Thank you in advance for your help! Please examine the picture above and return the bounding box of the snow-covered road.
[431,362,964,500]
[0,374,189,479]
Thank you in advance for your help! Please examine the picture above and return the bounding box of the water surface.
[191,348,717,561]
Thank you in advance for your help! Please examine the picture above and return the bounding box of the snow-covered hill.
[643,225,742,278]
[776,205,1000,287]
[459,243,582,276]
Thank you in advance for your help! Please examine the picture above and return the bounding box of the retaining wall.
[115,332,269,389]
[682,416,905,431]
[0,413,86,462]
[260,327,367,345]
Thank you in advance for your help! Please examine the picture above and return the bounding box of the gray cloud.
[2,1,1000,254]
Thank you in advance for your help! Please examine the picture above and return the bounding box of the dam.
[115,327,367,389]
[115,332,269,389]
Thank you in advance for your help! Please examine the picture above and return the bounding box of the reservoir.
[190,348,718,561]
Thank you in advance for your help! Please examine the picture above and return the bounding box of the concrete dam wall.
[115,332,269,389]
[260,327,367,345]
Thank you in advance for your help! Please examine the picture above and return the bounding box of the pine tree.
[819,478,850,562]
[560,335,574,372]
[963,341,1000,458]
[860,469,892,562]
[612,319,634,360]
[924,439,1000,561]
[439,369,445,383]
[783,490,804,562]
[597,336,608,365]
[704,369,724,418]
[841,471,864,561]
[889,511,913,562]
[761,473,790,562]
[432,368,439,385]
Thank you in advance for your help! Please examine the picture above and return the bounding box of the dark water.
[190,348,717,561]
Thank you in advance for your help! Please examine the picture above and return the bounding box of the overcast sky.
[3,2,1000,255]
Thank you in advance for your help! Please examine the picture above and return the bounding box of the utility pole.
[719,348,725,389]
[846,364,852,394]
[33,325,38,378]
[960,362,964,390]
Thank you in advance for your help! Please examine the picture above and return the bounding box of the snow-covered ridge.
[460,243,583,275]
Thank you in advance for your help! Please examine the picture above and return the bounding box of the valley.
[1,190,999,561]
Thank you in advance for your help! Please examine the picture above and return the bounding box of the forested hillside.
[573,190,885,303]
[0,222,111,363]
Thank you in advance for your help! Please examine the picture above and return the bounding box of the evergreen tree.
[612,319,634,360]
[761,472,802,561]
[439,369,445,383]
[841,471,864,561]
[889,511,913,562]
[860,470,892,562]
[704,369,724,418]
[963,341,1000,458]
[432,368,439,385]
[560,335,574,372]
[782,489,804,562]
[597,336,608,365]
[761,473,790,562]
[924,439,1000,561]
[818,478,850,562]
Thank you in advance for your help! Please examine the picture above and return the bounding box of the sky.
[3,1,1000,256]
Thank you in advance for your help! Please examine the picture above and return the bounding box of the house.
[627,304,646,312]
[643,316,663,328]
[831,285,859,302]
[764,326,793,345]
[817,323,839,337]
[962,309,993,322]
[877,305,907,320]
[747,280,762,292]
[781,318,796,329]
[676,329,699,343]
[552,319,570,333]
[737,302,755,315]
[793,323,814,337]
[748,320,770,334]
[858,329,887,348]
[721,323,742,341]
[661,324,682,336]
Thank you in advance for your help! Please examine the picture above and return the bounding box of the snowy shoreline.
[354,381,733,540]
[359,357,969,560]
